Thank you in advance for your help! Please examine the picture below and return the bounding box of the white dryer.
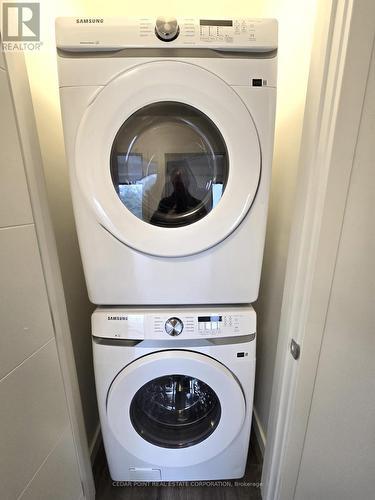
[56,17,277,304]
[92,305,256,481]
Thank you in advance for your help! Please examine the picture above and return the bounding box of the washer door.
[106,350,246,467]
[75,60,261,257]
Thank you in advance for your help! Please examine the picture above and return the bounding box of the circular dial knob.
[155,16,179,41]
[165,317,184,336]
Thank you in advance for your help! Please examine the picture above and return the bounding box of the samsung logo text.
[76,18,104,24]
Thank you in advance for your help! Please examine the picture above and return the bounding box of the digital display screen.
[198,316,223,322]
[200,19,233,27]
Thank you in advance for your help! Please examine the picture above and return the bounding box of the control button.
[155,16,179,41]
[165,317,184,336]
[212,322,218,330]
[198,322,205,331]
[205,322,212,330]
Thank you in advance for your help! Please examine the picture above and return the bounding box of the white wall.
[252,1,317,443]
[23,0,316,445]
[294,39,375,500]
[0,50,83,500]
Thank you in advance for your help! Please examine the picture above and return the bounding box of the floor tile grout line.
[0,222,34,231]
[0,336,55,383]
[16,427,69,500]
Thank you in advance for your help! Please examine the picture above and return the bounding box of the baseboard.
[253,407,266,456]
[89,423,102,465]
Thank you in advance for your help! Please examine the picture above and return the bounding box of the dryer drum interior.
[130,374,222,448]
[110,101,229,229]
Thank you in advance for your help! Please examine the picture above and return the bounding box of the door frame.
[261,0,375,499]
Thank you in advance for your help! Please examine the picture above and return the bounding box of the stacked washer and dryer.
[56,16,277,482]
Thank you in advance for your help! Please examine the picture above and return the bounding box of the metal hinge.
[290,339,301,360]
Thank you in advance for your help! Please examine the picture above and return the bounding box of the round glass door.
[110,102,229,228]
[130,374,221,448]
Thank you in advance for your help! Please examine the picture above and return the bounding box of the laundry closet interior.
[0,1,330,499]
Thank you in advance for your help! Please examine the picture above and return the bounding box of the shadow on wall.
[254,100,306,439]
[24,51,98,445]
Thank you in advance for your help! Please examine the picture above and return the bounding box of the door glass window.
[110,102,228,228]
[130,375,221,448]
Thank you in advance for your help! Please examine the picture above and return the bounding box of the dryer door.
[75,60,261,257]
[106,350,246,467]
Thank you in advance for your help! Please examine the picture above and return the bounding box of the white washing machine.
[92,305,256,481]
[56,17,277,305]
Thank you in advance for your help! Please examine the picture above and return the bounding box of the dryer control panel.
[92,306,256,340]
[56,17,277,53]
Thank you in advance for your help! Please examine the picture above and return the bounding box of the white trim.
[261,1,375,499]
[252,407,266,456]
[4,51,95,500]
[89,423,102,465]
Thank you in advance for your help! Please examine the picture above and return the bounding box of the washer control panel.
[56,17,277,52]
[165,317,184,336]
[155,16,179,41]
[199,18,256,44]
[92,306,256,340]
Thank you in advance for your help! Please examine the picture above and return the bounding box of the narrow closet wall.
[0,48,94,500]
